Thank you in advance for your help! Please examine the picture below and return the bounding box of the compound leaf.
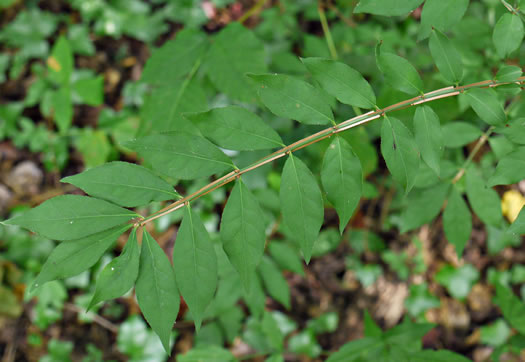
[354,0,424,16]
[173,205,218,331]
[413,106,443,175]
[3,195,138,240]
[187,106,283,151]
[380,117,420,194]
[88,228,140,309]
[443,187,472,258]
[280,155,324,263]
[429,29,463,84]
[124,132,234,180]
[321,136,362,234]
[464,88,506,126]
[493,13,524,59]
[465,168,503,227]
[62,161,179,207]
[376,43,423,96]
[488,147,525,186]
[248,73,334,125]
[136,231,180,354]
[302,57,376,109]
[220,180,266,291]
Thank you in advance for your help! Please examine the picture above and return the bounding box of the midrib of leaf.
[468,92,503,122]
[239,182,249,281]
[166,57,203,124]
[78,180,176,197]
[140,145,233,168]
[280,87,333,124]
[383,54,421,93]
[322,71,375,109]
[214,123,283,147]
[27,214,136,222]
[186,207,200,296]
[390,120,410,188]
[433,32,456,81]
[146,234,164,319]
[290,156,307,241]
[336,137,346,202]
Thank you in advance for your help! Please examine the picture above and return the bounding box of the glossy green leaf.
[248,73,333,125]
[496,65,523,82]
[419,0,469,40]
[493,13,524,59]
[135,231,180,354]
[48,35,73,84]
[429,29,463,84]
[380,117,420,194]
[443,187,472,258]
[88,229,140,309]
[495,118,525,145]
[173,206,217,331]
[124,132,234,180]
[72,76,104,106]
[442,122,482,148]
[507,206,525,236]
[301,57,376,109]
[186,106,283,151]
[376,43,423,95]
[464,88,506,126]
[400,183,449,232]
[31,225,131,292]
[207,22,267,102]
[62,162,178,207]
[465,168,503,227]
[268,242,305,276]
[52,86,73,134]
[280,155,324,263]
[3,195,138,240]
[321,136,362,234]
[488,147,525,186]
[494,284,525,335]
[353,0,424,16]
[220,180,266,291]
[413,106,443,175]
[258,256,291,309]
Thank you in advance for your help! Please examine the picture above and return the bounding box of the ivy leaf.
[220,180,266,291]
[464,88,506,126]
[413,106,443,175]
[280,155,324,263]
[206,22,267,102]
[494,284,525,335]
[88,228,140,310]
[493,13,524,59]
[31,225,131,292]
[400,183,449,232]
[3,195,138,240]
[419,0,469,40]
[258,256,291,309]
[507,206,525,236]
[173,205,218,331]
[248,73,334,125]
[321,136,362,234]
[47,35,73,84]
[496,65,523,83]
[353,0,424,16]
[443,187,472,258]
[124,132,234,180]
[376,42,423,96]
[186,106,283,151]
[442,122,482,148]
[465,168,503,227]
[135,231,180,354]
[488,147,525,186]
[62,162,179,207]
[429,29,463,84]
[380,117,420,194]
[301,57,376,109]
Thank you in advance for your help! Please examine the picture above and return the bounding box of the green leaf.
[258,256,291,309]
[494,284,525,335]
[443,187,472,258]
[428,29,463,84]
[62,162,178,207]
[268,242,305,276]
[248,73,334,125]
[408,350,471,362]
[419,0,469,40]
[465,168,503,227]
[48,36,73,84]
[488,147,525,186]
[400,183,449,232]
[353,0,424,16]
[321,136,362,234]
[495,118,525,145]
[3,195,138,240]
[173,205,218,331]
[380,117,420,194]
[507,206,525,236]
[31,225,131,292]
[178,345,235,362]
[51,87,73,134]
[496,65,523,83]
[301,57,376,109]
[135,231,180,354]
[480,319,511,347]
[376,43,423,96]
[206,22,267,102]
[442,122,482,148]
[124,132,234,180]
[326,337,384,362]
[88,228,140,309]
[464,88,506,126]
[186,106,283,151]
[72,76,104,106]
[220,180,266,291]
[262,311,284,351]
[280,155,324,263]
[413,106,443,175]
[435,264,479,300]
[493,13,524,59]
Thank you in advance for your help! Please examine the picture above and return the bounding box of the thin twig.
[239,0,267,24]
[451,127,495,184]
[318,1,338,60]
[63,303,119,334]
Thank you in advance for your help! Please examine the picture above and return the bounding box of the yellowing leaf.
[501,190,525,223]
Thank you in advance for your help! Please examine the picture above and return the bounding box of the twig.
[239,0,267,24]
[318,1,338,60]
[63,303,119,334]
